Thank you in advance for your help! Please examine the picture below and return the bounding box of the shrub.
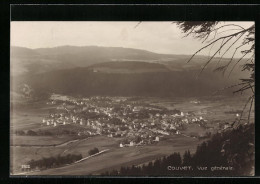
[15,130,25,135]
[27,153,82,170]
[27,130,37,136]
[88,147,99,156]
[44,131,53,136]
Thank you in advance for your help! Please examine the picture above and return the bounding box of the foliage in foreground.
[102,124,254,176]
[26,153,82,170]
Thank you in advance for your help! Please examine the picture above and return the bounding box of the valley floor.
[11,134,201,175]
[10,95,254,175]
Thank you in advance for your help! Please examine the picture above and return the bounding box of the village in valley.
[40,94,219,148]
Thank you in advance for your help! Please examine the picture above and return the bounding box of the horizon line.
[10,44,252,60]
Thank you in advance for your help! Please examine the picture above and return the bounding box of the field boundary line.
[75,149,110,164]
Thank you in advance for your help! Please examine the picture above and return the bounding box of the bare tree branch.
[218,28,245,34]
[187,28,251,63]
[197,36,233,77]
[248,83,255,95]
[215,33,245,74]
[176,21,255,126]
[211,24,245,31]
[237,95,253,125]
[134,22,142,29]
[228,52,248,78]
[212,82,250,95]
[247,98,254,124]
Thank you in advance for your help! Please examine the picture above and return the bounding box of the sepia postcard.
[10,21,255,177]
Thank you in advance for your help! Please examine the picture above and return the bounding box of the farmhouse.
[176,130,181,135]
[129,141,135,147]
[155,136,159,142]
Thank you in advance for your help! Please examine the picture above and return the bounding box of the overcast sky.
[11,21,254,57]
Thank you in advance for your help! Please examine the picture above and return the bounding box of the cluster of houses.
[42,95,210,146]
[42,115,85,127]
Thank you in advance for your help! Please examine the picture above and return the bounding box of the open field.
[11,134,201,175]
[11,135,74,146]
[10,136,119,174]
[10,112,43,131]
[180,124,207,137]
[10,101,56,132]
[144,95,254,122]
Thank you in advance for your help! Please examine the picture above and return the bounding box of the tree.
[27,130,37,136]
[176,21,255,124]
[88,147,99,156]
[134,136,142,143]
[15,130,25,135]
[183,150,192,165]
[168,152,182,166]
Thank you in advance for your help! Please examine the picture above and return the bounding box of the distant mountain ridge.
[11,45,220,76]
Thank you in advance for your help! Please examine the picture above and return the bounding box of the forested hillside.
[103,124,254,176]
